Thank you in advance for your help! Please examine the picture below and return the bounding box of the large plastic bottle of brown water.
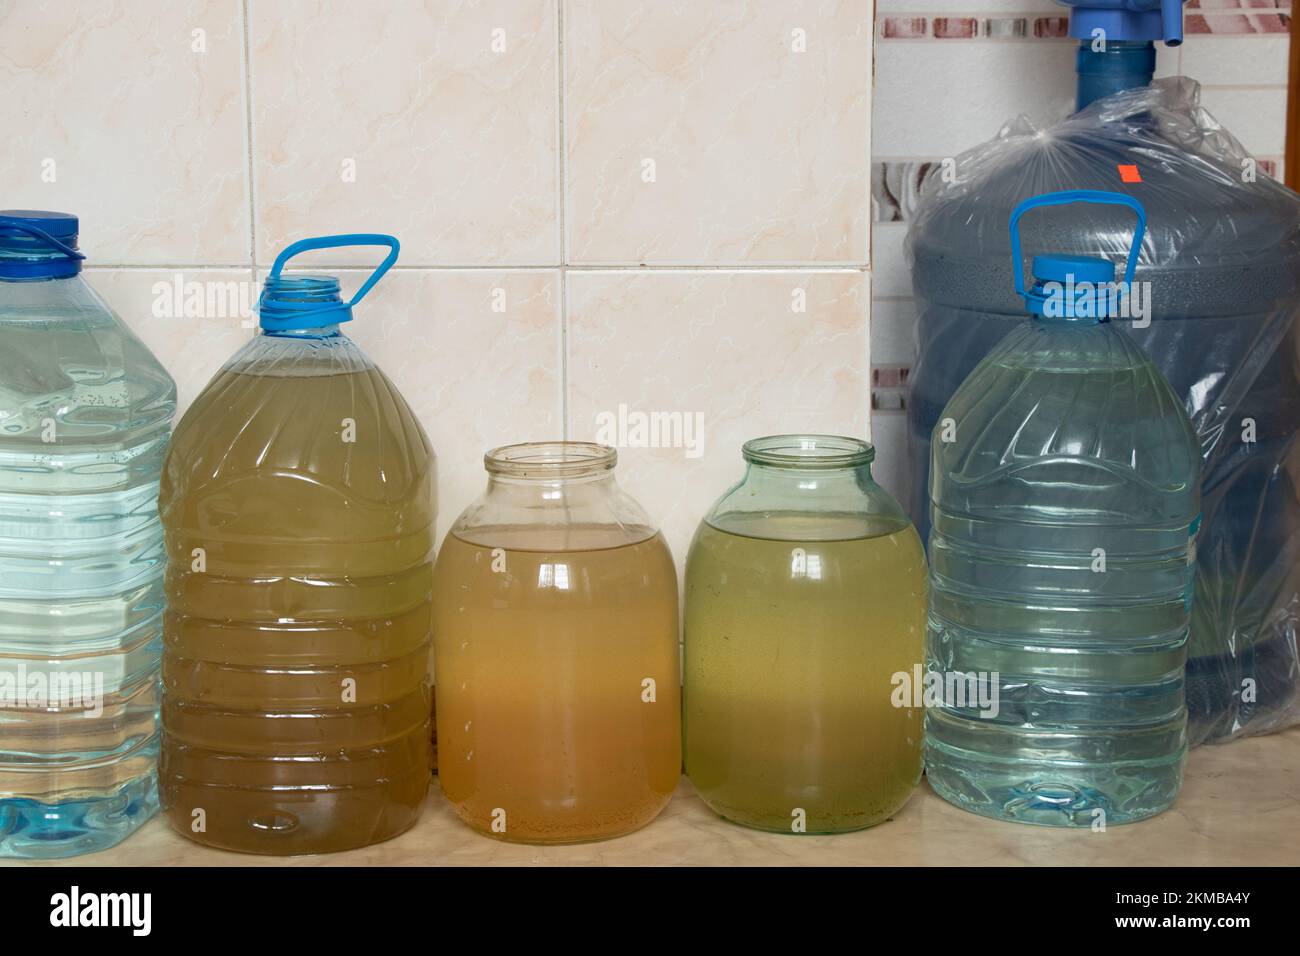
[159,235,435,854]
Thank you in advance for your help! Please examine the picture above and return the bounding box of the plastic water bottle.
[924,191,1202,827]
[0,211,175,857]
[159,235,434,854]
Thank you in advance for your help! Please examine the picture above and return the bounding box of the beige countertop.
[17,727,1300,867]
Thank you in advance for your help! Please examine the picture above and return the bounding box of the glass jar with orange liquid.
[432,442,680,843]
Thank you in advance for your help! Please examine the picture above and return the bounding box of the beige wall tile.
[250,0,559,267]
[565,1,872,266]
[873,39,1075,158]
[0,1,250,265]
[566,270,869,565]
[341,269,563,542]
[84,268,255,414]
[1199,86,1287,157]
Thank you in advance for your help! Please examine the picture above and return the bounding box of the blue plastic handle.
[1009,189,1146,295]
[264,233,400,316]
[0,217,85,261]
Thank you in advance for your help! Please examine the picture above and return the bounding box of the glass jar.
[432,442,680,844]
[684,435,927,833]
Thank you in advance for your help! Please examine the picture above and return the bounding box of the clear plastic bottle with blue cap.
[0,210,175,858]
[158,235,435,854]
[924,191,1202,826]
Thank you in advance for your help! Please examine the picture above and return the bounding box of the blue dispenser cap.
[1059,0,1186,46]
[0,210,85,279]
[256,233,399,332]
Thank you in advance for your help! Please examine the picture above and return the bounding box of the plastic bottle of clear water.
[924,191,1202,826]
[0,211,175,857]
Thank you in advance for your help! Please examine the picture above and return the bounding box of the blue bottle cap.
[1024,254,1119,321]
[0,210,85,279]
[256,234,399,332]
[1032,254,1116,285]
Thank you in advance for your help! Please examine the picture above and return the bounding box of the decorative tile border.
[933,17,979,38]
[878,14,1071,39]
[1187,10,1291,32]
[881,16,927,38]
[1187,0,1289,8]
[872,161,935,223]
[879,8,1290,39]
[871,365,911,413]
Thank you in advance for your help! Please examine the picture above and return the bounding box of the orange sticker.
[1118,164,1142,183]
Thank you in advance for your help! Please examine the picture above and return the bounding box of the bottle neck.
[729,434,879,509]
[485,470,616,492]
[0,272,76,285]
[0,272,95,316]
[741,460,875,490]
[456,444,656,551]
[261,323,342,339]
[1075,40,1155,111]
[706,451,909,543]
[478,441,625,518]
[0,250,82,282]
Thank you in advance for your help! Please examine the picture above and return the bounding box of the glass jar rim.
[484,441,617,479]
[742,434,874,469]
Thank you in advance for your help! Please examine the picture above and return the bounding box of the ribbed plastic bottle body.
[158,331,434,854]
[0,276,175,858]
[924,319,1201,826]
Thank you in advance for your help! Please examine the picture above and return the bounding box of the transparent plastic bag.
[906,78,1300,744]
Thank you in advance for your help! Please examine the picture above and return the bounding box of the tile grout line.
[557,0,570,442]
[240,0,258,283]
[866,0,877,441]
[866,0,876,274]
[240,0,259,343]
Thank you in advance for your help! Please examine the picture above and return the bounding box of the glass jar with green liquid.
[684,435,927,834]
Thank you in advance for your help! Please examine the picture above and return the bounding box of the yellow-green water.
[684,515,926,833]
